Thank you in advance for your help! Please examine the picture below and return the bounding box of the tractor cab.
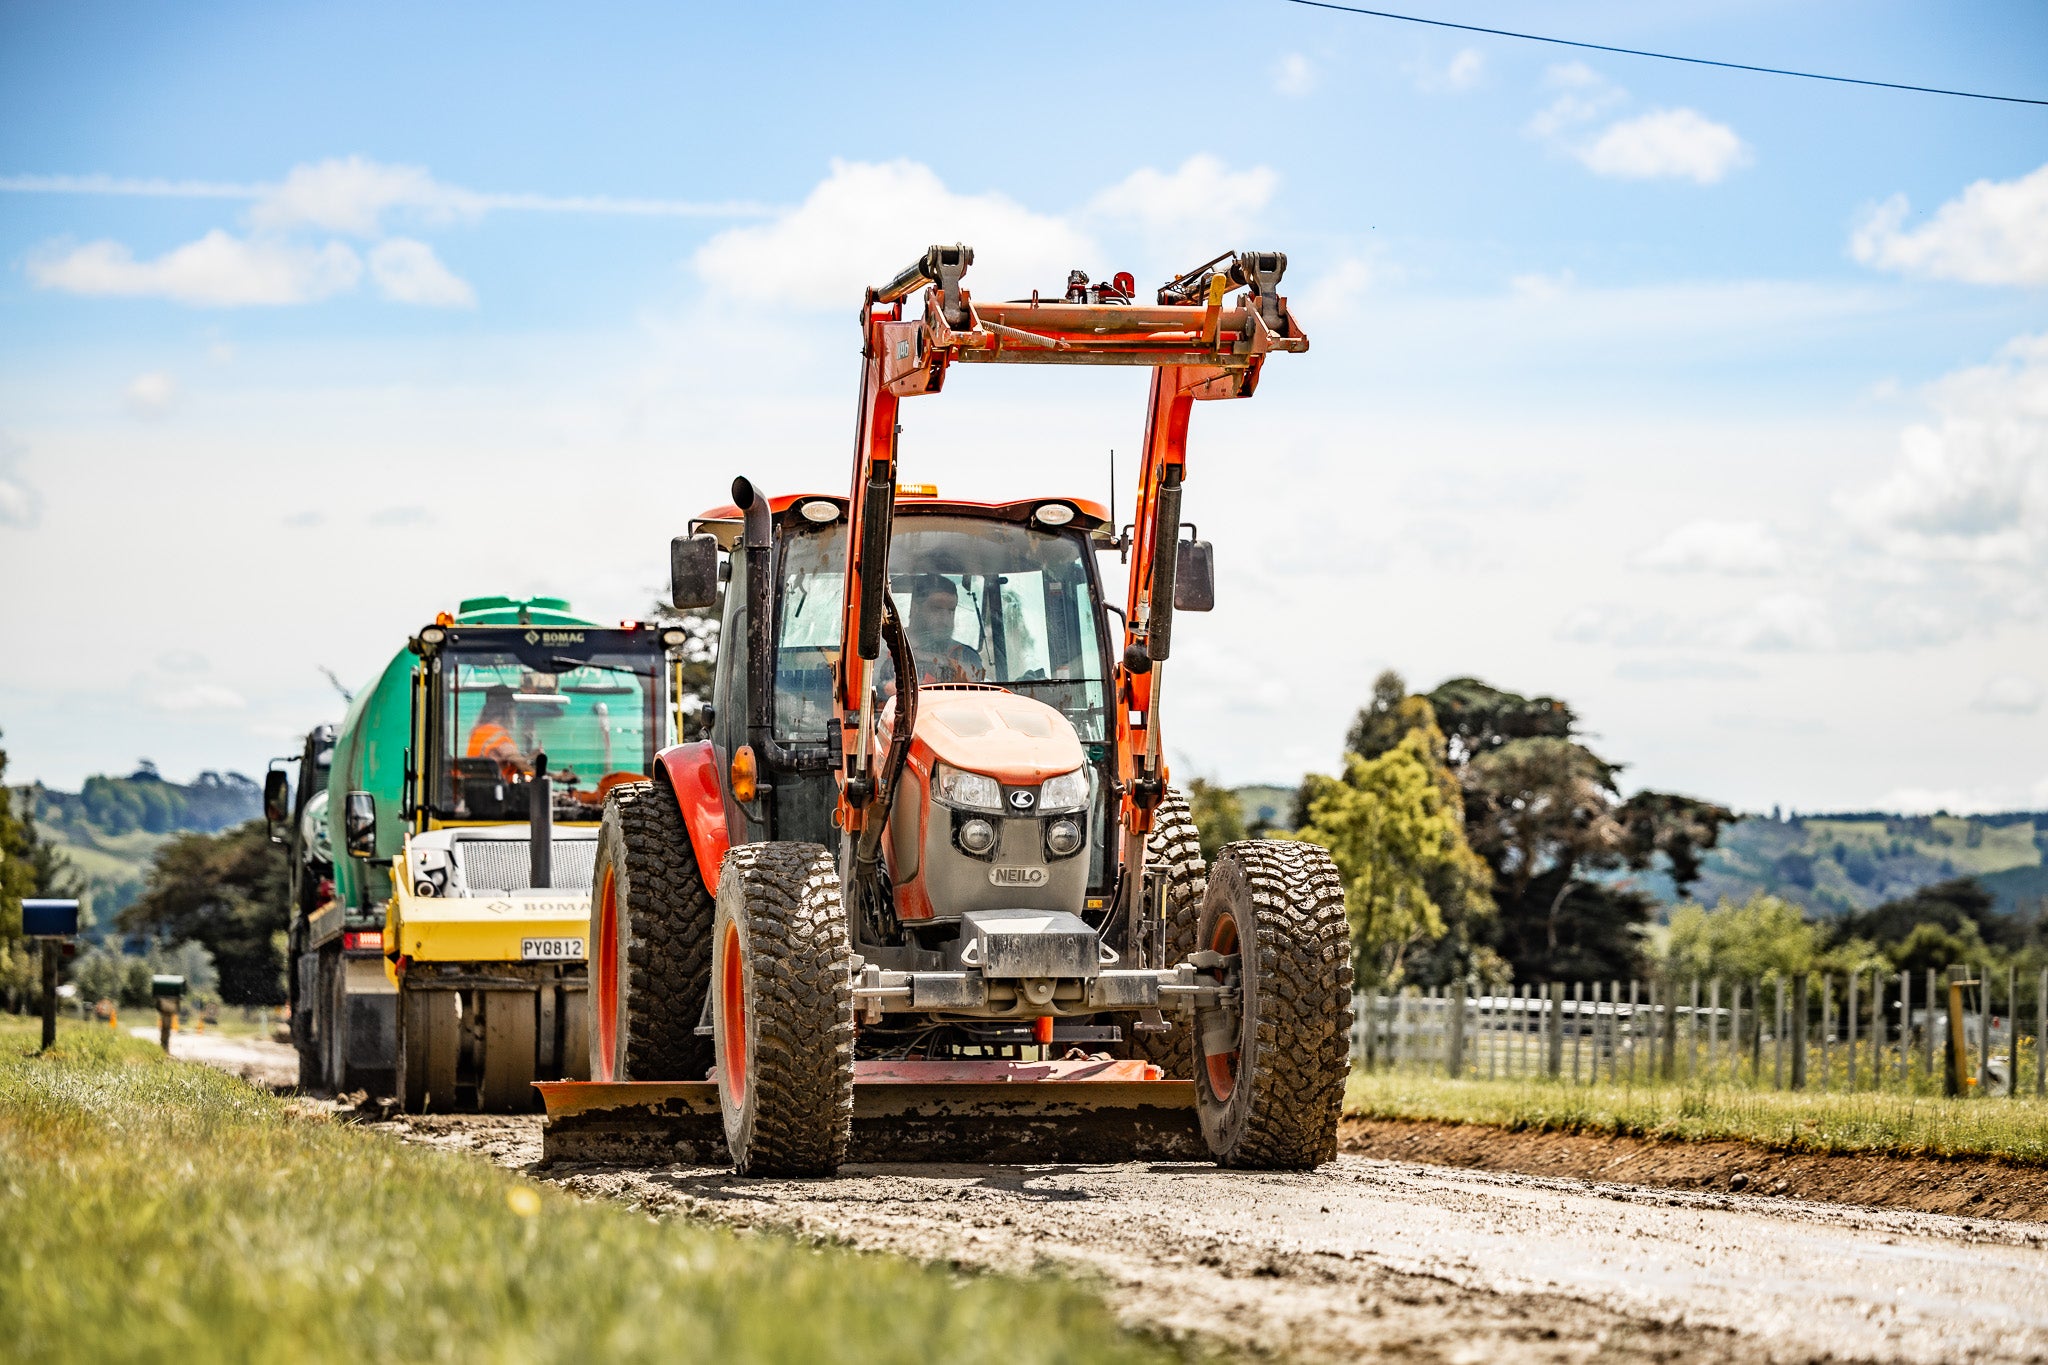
[688,492,1124,937]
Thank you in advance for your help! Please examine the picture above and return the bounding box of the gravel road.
[151,1031,2048,1364]
[375,1111,2048,1364]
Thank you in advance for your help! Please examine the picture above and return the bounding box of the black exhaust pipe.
[529,752,552,889]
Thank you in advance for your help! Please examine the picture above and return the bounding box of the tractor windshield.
[428,633,664,823]
[775,516,1110,745]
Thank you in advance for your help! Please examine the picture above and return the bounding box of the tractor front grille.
[455,838,598,894]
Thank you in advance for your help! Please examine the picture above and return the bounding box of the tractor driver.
[464,685,528,777]
[902,573,985,684]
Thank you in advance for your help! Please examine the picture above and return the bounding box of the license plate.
[521,937,584,961]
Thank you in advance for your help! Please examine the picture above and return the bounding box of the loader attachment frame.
[834,247,1307,947]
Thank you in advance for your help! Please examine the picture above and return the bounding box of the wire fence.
[1351,965,2048,1097]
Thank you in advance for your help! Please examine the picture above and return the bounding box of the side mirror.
[263,770,291,825]
[670,534,721,611]
[1173,539,1214,612]
[343,791,377,859]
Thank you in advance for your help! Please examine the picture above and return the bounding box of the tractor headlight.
[1045,818,1085,858]
[933,761,1002,812]
[1038,767,1089,812]
[957,817,997,855]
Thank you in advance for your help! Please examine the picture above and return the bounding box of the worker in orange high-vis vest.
[465,686,527,776]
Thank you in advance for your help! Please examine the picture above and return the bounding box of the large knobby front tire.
[712,842,855,1177]
[1124,788,1206,1078]
[590,778,714,1083]
[1193,840,1354,1169]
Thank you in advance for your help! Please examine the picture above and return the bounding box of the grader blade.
[536,1058,1202,1166]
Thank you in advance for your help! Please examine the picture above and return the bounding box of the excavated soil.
[1341,1117,2048,1223]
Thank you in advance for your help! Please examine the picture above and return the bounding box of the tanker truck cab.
[376,599,676,1111]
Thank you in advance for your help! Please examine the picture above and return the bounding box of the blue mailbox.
[22,899,79,938]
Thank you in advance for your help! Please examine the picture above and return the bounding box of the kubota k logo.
[1009,790,1035,811]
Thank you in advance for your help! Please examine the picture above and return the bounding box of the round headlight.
[800,499,840,523]
[661,628,687,647]
[958,817,996,855]
[420,626,446,645]
[1035,501,1076,526]
[1046,818,1084,858]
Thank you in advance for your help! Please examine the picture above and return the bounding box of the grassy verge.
[1346,1069,2048,1165]
[1,1019,1182,1365]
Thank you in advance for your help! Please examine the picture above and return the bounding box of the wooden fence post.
[1791,973,1809,1090]
[1628,980,1642,1085]
[1925,967,1938,1082]
[1447,978,1467,1079]
[1978,972,1991,1092]
[1846,971,1858,1090]
[1546,982,1564,1079]
[2004,963,2017,1100]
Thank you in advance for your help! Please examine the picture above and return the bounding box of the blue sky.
[1,1,2044,813]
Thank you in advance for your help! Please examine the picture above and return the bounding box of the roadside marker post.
[24,899,80,1052]
[153,975,187,1053]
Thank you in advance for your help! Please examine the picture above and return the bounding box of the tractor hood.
[882,688,1085,785]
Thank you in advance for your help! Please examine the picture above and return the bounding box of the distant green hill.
[1230,783,2047,918]
[14,764,262,926]
[1693,811,2047,916]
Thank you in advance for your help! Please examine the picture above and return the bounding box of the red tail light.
[343,931,383,951]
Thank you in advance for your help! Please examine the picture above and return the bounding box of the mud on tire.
[1124,788,1206,1078]
[713,842,855,1177]
[1193,839,1354,1169]
[591,777,714,1082]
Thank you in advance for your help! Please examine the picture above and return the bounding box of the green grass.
[1346,1069,2048,1165]
[0,1019,1184,1365]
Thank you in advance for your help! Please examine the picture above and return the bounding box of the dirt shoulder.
[1342,1116,2048,1223]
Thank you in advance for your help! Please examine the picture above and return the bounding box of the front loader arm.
[831,246,1309,914]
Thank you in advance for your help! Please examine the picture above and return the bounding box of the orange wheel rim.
[719,920,748,1109]
[594,868,619,1080]
[1203,913,1241,1102]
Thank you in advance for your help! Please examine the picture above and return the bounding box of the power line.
[1281,1,2048,107]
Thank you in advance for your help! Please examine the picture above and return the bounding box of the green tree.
[1183,778,1245,862]
[1663,893,1821,982]
[120,819,289,1005]
[1295,729,1494,987]
[1421,678,1733,981]
[0,733,40,1009]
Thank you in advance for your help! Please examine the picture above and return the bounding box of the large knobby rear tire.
[712,842,854,1177]
[590,778,714,1083]
[1193,840,1354,1169]
[1124,788,1205,1078]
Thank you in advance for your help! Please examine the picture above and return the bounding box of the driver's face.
[910,590,958,644]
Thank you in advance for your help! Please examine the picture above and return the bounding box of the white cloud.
[1086,154,1279,261]
[1850,162,2048,287]
[694,155,1276,313]
[1841,332,2048,563]
[0,431,41,528]
[1527,67,1747,185]
[155,683,246,712]
[1577,108,1750,184]
[1973,674,2042,715]
[1526,64,1626,139]
[1711,593,1833,651]
[695,159,1094,311]
[1273,53,1316,97]
[1413,47,1484,93]
[1299,256,1381,318]
[124,372,178,418]
[2,161,769,225]
[250,156,453,236]
[28,230,362,306]
[369,238,476,307]
[1635,519,1786,575]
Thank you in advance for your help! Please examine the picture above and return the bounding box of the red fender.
[656,741,731,895]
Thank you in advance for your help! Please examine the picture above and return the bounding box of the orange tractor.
[538,246,1353,1175]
